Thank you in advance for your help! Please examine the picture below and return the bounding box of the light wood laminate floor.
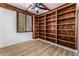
[0,40,78,56]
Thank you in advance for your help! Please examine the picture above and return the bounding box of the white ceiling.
[8,3,65,15]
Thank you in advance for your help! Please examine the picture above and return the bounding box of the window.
[26,15,32,32]
[17,13,32,32]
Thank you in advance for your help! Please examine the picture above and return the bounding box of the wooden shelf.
[39,29,45,30]
[39,21,45,22]
[57,29,75,30]
[46,20,56,23]
[39,18,45,20]
[39,35,46,37]
[46,15,56,18]
[35,31,39,33]
[57,16,75,21]
[57,39,75,44]
[35,25,38,26]
[57,23,75,25]
[39,25,45,26]
[46,36,56,40]
[46,33,57,35]
[39,32,45,33]
[57,34,75,37]
[46,29,57,30]
[46,25,56,26]
[39,22,45,24]
[57,9,76,15]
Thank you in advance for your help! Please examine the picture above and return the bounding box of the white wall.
[0,8,32,48]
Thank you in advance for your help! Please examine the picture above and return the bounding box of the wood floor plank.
[0,40,77,56]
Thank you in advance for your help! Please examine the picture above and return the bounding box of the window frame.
[17,12,33,33]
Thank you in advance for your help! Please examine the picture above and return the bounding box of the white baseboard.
[37,38,78,53]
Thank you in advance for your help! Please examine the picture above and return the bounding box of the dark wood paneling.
[0,3,35,16]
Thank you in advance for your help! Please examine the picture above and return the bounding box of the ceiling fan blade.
[32,3,38,9]
[39,3,50,11]
[32,7,35,9]
[38,7,48,10]
[26,3,34,10]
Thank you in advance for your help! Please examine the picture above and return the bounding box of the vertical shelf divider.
[56,10,58,44]
[37,16,39,38]
[75,4,77,49]
[32,15,35,39]
[45,14,46,40]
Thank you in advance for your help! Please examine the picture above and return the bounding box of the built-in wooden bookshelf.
[57,3,77,49]
[39,15,46,40]
[46,11,57,43]
[33,3,77,49]
[34,16,39,39]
